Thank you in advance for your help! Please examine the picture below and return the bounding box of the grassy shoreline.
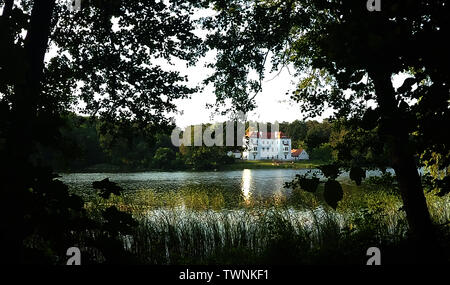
[78,182,450,264]
[221,159,327,170]
[56,160,328,173]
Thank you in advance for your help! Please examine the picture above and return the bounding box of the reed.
[78,183,450,264]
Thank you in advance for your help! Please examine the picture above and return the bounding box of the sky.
[168,53,328,128]
[156,7,409,128]
[169,52,409,128]
[40,3,410,129]
[162,6,334,128]
[44,6,314,128]
[46,44,408,129]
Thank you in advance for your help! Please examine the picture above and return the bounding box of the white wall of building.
[243,134,292,161]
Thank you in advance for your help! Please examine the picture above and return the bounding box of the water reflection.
[272,170,287,202]
[239,169,295,204]
[241,169,252,204]
[59,168,396,205]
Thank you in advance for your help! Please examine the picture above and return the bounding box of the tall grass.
[78,182,450,265]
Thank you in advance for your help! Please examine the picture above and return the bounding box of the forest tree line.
[38,113,390,171]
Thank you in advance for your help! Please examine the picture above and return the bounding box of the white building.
[242,131,292,160]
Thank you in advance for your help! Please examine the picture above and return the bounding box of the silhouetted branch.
[1,0,14,18]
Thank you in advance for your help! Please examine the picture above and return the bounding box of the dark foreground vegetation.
[0,0,449,265]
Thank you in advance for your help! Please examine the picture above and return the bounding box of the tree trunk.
[370,71,440,261]
[1,0,56,264]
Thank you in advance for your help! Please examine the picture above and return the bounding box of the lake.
[59,168,395,206]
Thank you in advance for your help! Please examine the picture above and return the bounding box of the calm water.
[59,168,395,203]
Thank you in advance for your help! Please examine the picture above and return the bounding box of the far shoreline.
[55,160,329,174]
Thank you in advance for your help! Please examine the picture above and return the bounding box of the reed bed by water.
[76,182,450,264]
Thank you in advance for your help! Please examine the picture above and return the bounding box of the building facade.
[291,148,309,160]
[242,131,292,160]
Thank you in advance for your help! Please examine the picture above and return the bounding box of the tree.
[0,0,204,263]
[202,0,450,256]
[153,147,176,170]
[283,119,308,148]
[304,120,331,149]
[308,143,333,162]
[329,118,391,169]
[184,145,233,170]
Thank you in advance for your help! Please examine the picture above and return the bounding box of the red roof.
[291,149,303,157]
[246,131,287,139]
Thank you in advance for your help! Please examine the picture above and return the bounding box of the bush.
[152,147,176,170]
[309,144,333,162]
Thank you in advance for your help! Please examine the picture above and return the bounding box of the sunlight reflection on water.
[241,169,252,204]
[59,168,396,205]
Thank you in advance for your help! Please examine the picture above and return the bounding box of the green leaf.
[93,178,123,199]
[349,166,366,186]
[361,108,379,130]
[102,206,137,235]
[323,180,343,209]
[298,177,321,193]
[319,163,341,180]
[397,77,416,94]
